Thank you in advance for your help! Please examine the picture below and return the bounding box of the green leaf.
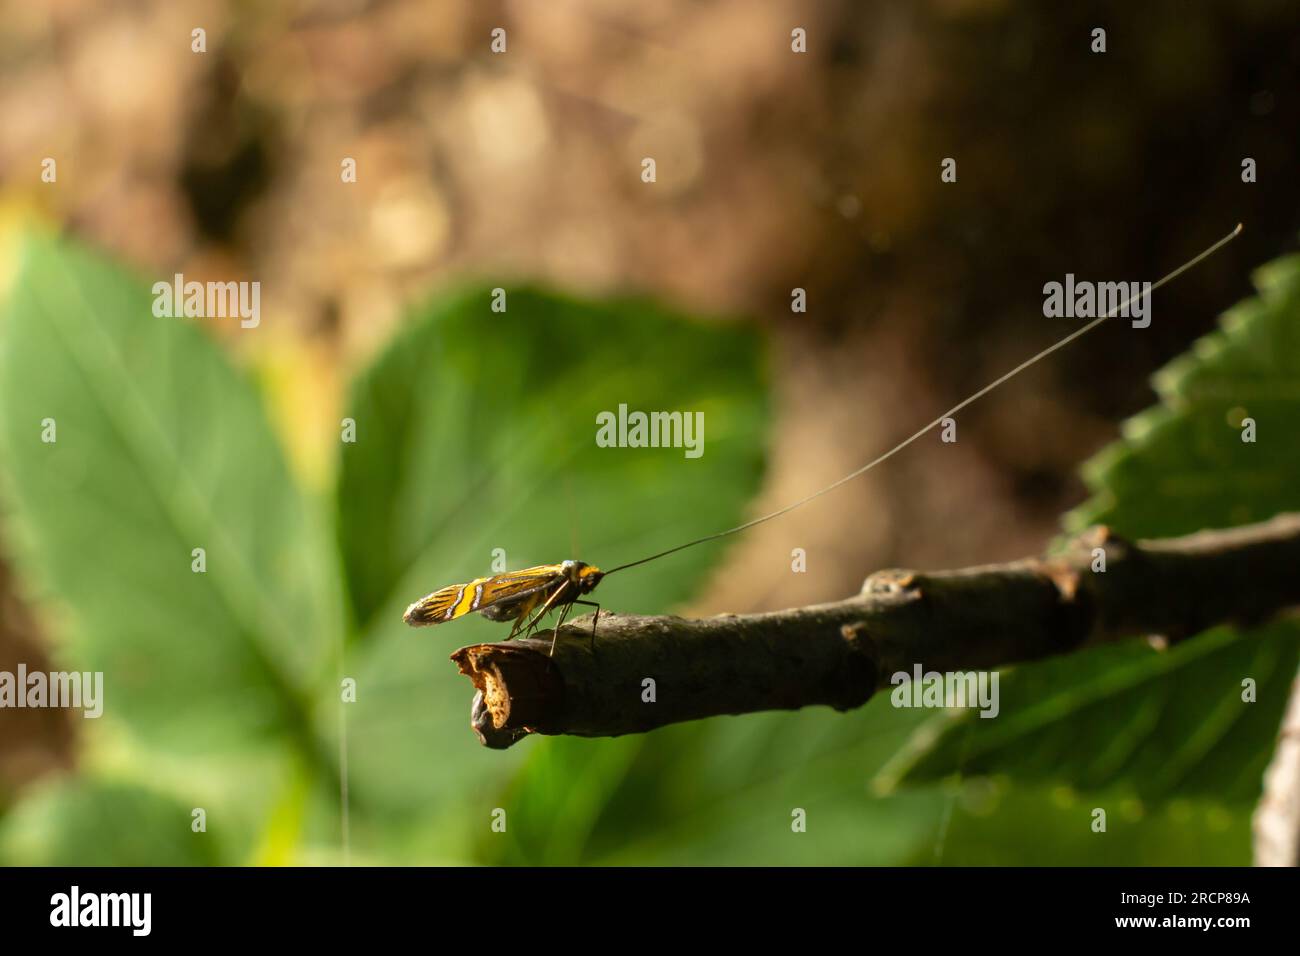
[333,287,769,848]
[336,286,768,634]
[917,779,1253,866]
[1071,253,1300,536]
[881,249,1300,808]
[0,778,227,866]
[877,622,1298,803]
[485,695,945,865]
[0,233,341,760]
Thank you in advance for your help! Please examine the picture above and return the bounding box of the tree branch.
[449,513,1300,748]
[1254,662,1300,866]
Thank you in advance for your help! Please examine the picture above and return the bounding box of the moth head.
[568,561,604,592]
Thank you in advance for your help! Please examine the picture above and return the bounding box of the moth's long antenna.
[604,224,1243,576]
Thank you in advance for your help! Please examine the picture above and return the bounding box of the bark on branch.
[450,513,1300,749]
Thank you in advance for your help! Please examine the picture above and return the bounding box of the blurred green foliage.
[0,233,774,864]
[880,250,1300,861]
[0,234,1296,865]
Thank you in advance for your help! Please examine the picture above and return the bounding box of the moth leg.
[571,601,601,652]
[520,582,571,643]
[548,601,574,658]
[503,593,541,641]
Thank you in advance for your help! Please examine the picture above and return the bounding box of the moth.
[402,228,1241,657]
[403,560,605,655]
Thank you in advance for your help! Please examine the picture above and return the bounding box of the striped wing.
[404,565,566,626]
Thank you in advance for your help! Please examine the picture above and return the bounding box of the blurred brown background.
[1,0,1298,798]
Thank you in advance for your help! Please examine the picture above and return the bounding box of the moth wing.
[476,565,567,603]
[404,580,484,625]
[404,566,567,626]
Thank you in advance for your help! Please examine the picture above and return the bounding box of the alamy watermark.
[890,664,999,718]
[1042,275,1151,328]
[596,403,704,459]
[50,886,150,936]
[152,273,260,328]
[0,665,103,718]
